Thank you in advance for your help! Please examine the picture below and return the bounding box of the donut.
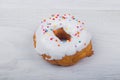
[33,14,93,66]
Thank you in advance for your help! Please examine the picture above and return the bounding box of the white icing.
[35,14,91,60]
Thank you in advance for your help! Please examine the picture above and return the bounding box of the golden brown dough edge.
[33,33,36,48]
[42,41,93,66]
[33,33,93,66]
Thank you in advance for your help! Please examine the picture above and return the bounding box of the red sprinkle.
[50,38,53,40]
[43,19,46,22]
[58,44,60,46]
[52,18,55,20]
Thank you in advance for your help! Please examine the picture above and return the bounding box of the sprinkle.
[59,23,62,25]
[55,16,58,18]
[75,45,77,47]
[72,16,75,20]
[58,44,60,46]
[43,29,45,31]
[52,18,55,20]
[77,35,79,37]
[50,29,53,31]
[50,37,53,40]
[59,19,61,21]
[80,28,84,31]
[75,19,78,21]
[78,21,80,23]
[78,41,81,43]
[77,32,80,34]
[64,14,66,16]
[51,14,54,17]
[82,22,84,24]
[57,14,59,16]
[62,16,66,19]
[76,26,79,28]
[47,26,49,28]
[55,39,58,42]
[45,29,48,32]
[74,33,77,36]
[43,19,46,22]
[84,43,86,46]
[47,23,51,25]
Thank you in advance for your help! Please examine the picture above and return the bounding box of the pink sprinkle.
[58,44,60,46]
[76,26,79,28]
[72,16,75,19]
[52,18,55,20]
[74,33,77,36]
[43,29,45,31]
[75,45,77,47]
[57,14,59,16]
[64,14,66,16]
[82,22,84,24]
[84,43,86,46]
[43,19,46,22]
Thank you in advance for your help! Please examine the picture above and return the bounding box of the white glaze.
[35,14,91,60]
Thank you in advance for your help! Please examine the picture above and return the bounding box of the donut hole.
[53,28,71,41]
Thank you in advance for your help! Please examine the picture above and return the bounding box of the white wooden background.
[0,0,120,80]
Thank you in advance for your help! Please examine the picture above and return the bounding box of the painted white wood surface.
[0,0,120,10]
[0,1,120,80]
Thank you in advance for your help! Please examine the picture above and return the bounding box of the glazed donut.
[33,14,93,66]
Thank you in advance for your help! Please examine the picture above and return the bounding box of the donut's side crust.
[33,33,93,66]
[33,33,36,48]
[42,41,93,66]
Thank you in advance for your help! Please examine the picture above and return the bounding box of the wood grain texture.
[0,4,120,80]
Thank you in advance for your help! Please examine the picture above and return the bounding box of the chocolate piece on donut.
[33,14,93,66]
